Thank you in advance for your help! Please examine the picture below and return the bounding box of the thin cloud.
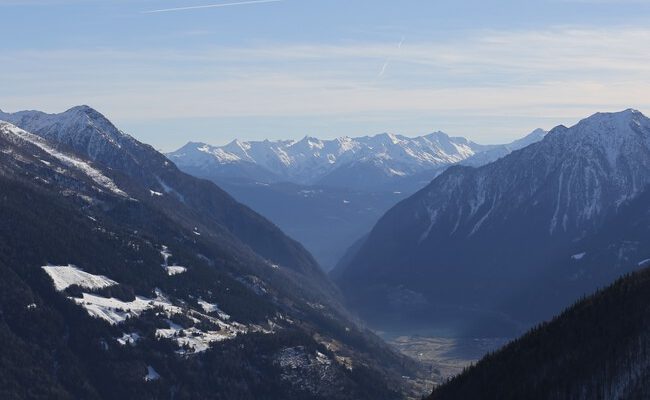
[3,27,650,142]
[144,0,283,14]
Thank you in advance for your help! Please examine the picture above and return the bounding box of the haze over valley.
[2,1,650,399]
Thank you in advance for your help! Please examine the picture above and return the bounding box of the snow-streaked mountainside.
[167,130,546,190]
[0,106,138,170]
[334,109,650,336]
[0,107,426,399]
[0,121,128,197]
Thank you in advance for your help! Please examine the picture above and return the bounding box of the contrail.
[378,61,389,78]
[144,0,283,14]
[378,36,405,78]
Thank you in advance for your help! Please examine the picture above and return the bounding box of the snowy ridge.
[416,109,650,242]
[0,106,129,162]
[168,132,500,185]
[168,129,547,188]
[0,121,128,197]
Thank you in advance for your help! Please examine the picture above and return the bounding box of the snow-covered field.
[41,261,274,355]
[42,265,117,292]
[165,266,188,276]
[160,245,187,276]
[72,291,183,325]
[117,332,141,346]
[156,322,243,354]
[198,299,231,320]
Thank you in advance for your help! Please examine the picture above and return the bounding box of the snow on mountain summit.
[168,131,505,186]
[0,106,134,164]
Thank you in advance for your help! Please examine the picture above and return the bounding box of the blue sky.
[1,0,650,150]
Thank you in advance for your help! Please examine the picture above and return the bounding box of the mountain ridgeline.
[429,267,650,400]
[334,109,650,336]
[168,130,546,191]
[0,107,425,400]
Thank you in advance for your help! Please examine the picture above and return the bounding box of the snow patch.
[166,266,188,276]
[42,265,117,292]
[155,319,244,354]
[144,366,160,382]
[198,299,231,320]
[160,245,187,276]
[72,291,183,325]
[156,177,185,202]
[117,332,141,346]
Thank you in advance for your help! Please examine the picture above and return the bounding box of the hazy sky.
[2,0,650,151]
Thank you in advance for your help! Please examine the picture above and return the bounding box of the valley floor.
[388,335,510,394]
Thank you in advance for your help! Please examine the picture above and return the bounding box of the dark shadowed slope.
[429,266,650,400]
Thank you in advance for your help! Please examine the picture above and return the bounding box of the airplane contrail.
[144,0,283,14]
[378,61,389,78]
[378,36,405,78]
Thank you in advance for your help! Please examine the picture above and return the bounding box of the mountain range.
[168,130,547,191]
[0,106,426,399]
[4,105,647,399]
[167,129,546,270]
[333,109,650,336]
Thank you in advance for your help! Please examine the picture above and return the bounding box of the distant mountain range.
[167,129,546,270]
[429,266,650,399]
[333,109,650,336]
[168,130,546,191]
[0,106,424,399]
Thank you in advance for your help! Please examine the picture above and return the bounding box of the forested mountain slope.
[429,266,650,400]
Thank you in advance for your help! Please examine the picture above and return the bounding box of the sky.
[1,0,650,151]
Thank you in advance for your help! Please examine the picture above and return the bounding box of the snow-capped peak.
[419,109,650,241]
[0,121,129,197]
[167,131,495,185]
[0,106,132,163]
[576,109,646,131]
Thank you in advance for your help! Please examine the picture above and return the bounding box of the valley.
[1,105,650,399]
[390,336,509,382]
[168,130,545,270]
[3,1,649,398]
